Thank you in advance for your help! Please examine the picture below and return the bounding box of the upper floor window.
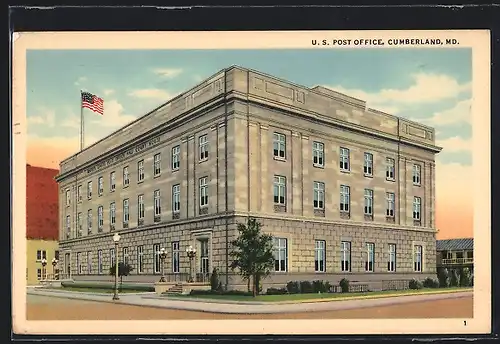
[172,184,181,213]
[97,206,104,231]
[77,212,83,233]
[123,166,130,187]
[363,152,373,176]
[340,185,350,213]
[172,145,180,170]
[87,209,92,234]
[364,189,374,215]
[65,189,71,206]
[413,164,421,186]
[110,171,116,191]
[273,175,286,205]
[386,157,396,181]
[199,135,209,161]
[65,215,71,231]
[413,196,421,220]
[386,192,395,217]
[137,160,144,182]
[110,202,116,225]
[98,176,103,196]
[87,181,93,199]
[339,147,350,171]
[154,153,161,176]
[77,185,82,202]
[199,177,208,207]
[123,199,129,223]
[312,141,324,167]
[273,132,286,159]
[313,181,325,209]
[138,194,145,220]
[154,190,161,217]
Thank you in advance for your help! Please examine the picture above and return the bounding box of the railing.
[441,258,473,265]
[381,279,411,291]
[156,273,210,284]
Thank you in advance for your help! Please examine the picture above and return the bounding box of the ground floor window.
[341,241,351,272]
[273,238,288,272]
[315,240,326,272]
[153,244,161,274]
[172,241,180,273]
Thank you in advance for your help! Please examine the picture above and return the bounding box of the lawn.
[172,287,472,303]
[47,287,150,294]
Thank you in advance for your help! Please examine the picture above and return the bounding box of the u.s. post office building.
[56,65,441,290]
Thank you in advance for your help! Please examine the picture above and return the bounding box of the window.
[154,190,161,217]
[98,176,103,196]
[137,246,144,274]
[273,132,286,159]
[137,160,144,182]
[87,251,92,274]
[172,241,180,273]
[123,199,129,223]
[339,147,350,171]
[414,245,423,272]
[98,250,103,274]
[413,197,421,220]
[313,182,325,209]
[65,215,71,233]
[364,152,373,176]
[172,145,180,170]
[87,209,92,234]
[77,185,82,202]
[123,166,130,187]
[110,202,116,225]
[413,164,421,185]
[110,171,116,191]
[77,252,82,274]
[65,189,71,206]
[388,244,396,272]
[138,194,145,220]
[154,153,161,176]
[110,248,115,267]
[273,175,286,205]
[340,185,350,212]
[386,158,395,180]
[364,189,374,215]
[36,250,47,261]
[315,240,326,272]
[153,244,161,274]
[122,247,129,265]
[273,238,288,272]
[365,243,375,272]
[37,269,42,280]
[87,181,93,199]
[386,192,395,217]
[341,241,351,272]
[312,141,324,167]
[55,250,60,260]
[199,177,208,207]
[199,134,209,161]
[97,206,103,231]
[172,184,181,213]
[77,212,83,235]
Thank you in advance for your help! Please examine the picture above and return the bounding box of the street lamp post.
[186,245,197,283]
[51,258,58,280]
[41,258,47,281]
[159,248,167,282]
[112,233,121,301]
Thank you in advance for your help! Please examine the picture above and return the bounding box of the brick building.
[55,66,441,290]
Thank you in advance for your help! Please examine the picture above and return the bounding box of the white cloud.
[128,88,176,100]
[60,116,80,129]
[74,76,88,86]
[89,99,136,128]
[153,68,183,79]
[27,108,55,127]
[436,136,472,153]
[422,98,471,127]
[435,161,472,204]
[103,89,115,96]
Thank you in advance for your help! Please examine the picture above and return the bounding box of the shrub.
[450,269,459,287]
[422,277,439,288]
[60,281,154,292]
[286,281,300,294]
[339,278,350,293]
[408,279,424,290]
[266,287,288,295]
[312,280,330,293]
[437,268,450,288]
[459,267,472,287]
[300,280,314,293]
[210,267,221,291]
[189,289,253,296]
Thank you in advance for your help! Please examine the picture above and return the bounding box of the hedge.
[60,281,154,292]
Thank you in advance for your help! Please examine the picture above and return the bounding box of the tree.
[109,262,134,290]
[229,217,275,297]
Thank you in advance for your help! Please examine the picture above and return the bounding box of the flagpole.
[80,90,84,151]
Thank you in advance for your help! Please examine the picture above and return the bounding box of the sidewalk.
[27,288,473,314]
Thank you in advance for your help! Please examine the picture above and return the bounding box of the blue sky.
[26,48,472,166]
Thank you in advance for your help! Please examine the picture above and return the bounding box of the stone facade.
[56,65,441,291]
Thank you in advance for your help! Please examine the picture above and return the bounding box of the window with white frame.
[36,250,47,261]
[386,192,395,217]
[413,196,421,220]
[339,147,350,171]
[313,181,325,209]
[388,244,396,272]
[312,141,324,167]
[273,175,286,205]
[110,171,116,191]
[87,181,93,199]
[364,189,374,215]
[172,145,180,170]
[77,185,82,202]
[154,190,161,217]
[154,153,161,176]
[365,243,375,272]
[98,250,103,274]
[172,184,180,213]
[273,238,287,272]
[199,177,208,207]
[110,202,116,225]
[137,160,144,182]
[386,158,396,180]
[153,243,161,274]
[123,199,129,223]
[414,245,423,272]
[273,132,286,159]
[123,166,130,186]
[413,164,421,185]
[87,251,92,274]
[122,247,129,265]
[138,194,145,220]
[341,241,351,272]
[77,212,82,234]
[110,248,115,267]
[315,240,326,272]
[37,269,42,280]
[66,215,71,233]
[77,252,82,274]
[199,134,209,161]
[97,206,103,231]
[98,176,103,196]
[137,246,144,273]
[87,209,92,234]
[172,241,180,273]
[66,189,71,206]
[340,185,350,212]
[363,152,373,176]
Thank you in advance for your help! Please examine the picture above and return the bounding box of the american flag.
[81,91,104,115]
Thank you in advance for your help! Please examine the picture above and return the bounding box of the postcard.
[12,30,491,335]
